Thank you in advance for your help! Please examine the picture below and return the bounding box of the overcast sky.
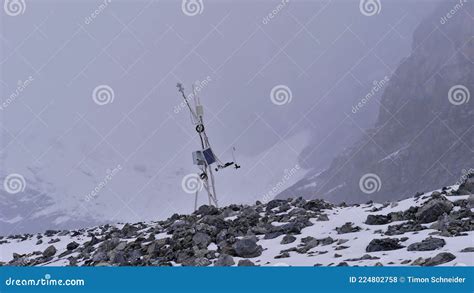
[0,0,442,232]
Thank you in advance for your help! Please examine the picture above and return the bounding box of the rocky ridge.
[1,178,473,267]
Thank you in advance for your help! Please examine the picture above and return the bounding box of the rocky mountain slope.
[278,0,474,204]
[1,176,473,267]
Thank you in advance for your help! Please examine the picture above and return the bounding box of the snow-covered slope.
[1,181,473,267]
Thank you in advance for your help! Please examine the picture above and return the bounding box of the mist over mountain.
[278,0,474,204]
[1,0,442,234]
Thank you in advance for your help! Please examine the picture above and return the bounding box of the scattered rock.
[455,176,474,195]
[194,258,211,267]
[275,252,290,259]
[42,245,57,258]
[407,237,445,251]
[415,198,453,224]
[233,237,262,258]
[366,238,404,252]
[92,251,108,262]
[196,205,219,216]
[365,215,391,225]
[66,241,80,251]
[460,247,474,253]
[336,222,361,234]
[385,221,426,236]
[238,259,255,266]
[214,254,235,266]
[422,253,456,266]
[48,238,60,244]
[335,246,349,250]
[345,254,380,262]
[192,232,212,248]
[281,235,296,244]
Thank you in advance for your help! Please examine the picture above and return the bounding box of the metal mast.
[176,83,240,210]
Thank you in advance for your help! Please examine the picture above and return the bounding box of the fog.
[0,0,441,233]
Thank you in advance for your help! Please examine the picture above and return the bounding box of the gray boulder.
[460,247,474,252]
[238,259,256,266]
[214,254,235,266]
[42,245,57,258]
[415,199,453,223]
[192,232,212,248]
[233,237,262,258]
[407,237,445,251]
[66,241,80,251]
[281,235,296,244]
[366,238,404,252]
[196,205,219,216]
[365,215,391,225]
[456,176,474,195]
[92,251,108,262]
[423,252,456,266]
[336,222,361,234]
[111,251,127,265]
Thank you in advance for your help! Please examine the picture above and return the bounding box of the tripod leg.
[208,168,218,208]
[194,189,198,211]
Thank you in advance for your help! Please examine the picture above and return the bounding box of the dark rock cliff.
[278,0,474,203]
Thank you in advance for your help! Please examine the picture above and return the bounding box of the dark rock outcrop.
[366,238,404,252]
[407,237,446,251]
